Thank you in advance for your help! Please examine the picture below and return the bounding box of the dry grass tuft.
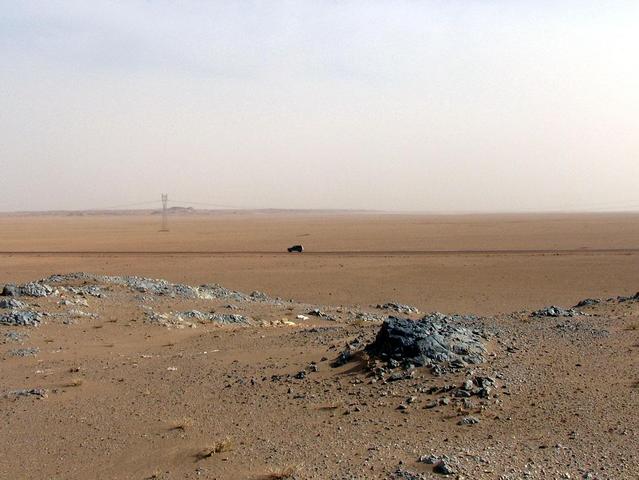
[194,438,233,460]
[352,319,374,327]
[64,378,83,388]
[213,438,233,453]
[262,466,297,479]
[144,470,163,480]
[169,417,193,431]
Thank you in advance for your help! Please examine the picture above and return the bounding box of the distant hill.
[150,206,196,215]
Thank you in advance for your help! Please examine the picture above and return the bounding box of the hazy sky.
[1,1,638,212]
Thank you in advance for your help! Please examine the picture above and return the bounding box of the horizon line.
[0,207,638,216]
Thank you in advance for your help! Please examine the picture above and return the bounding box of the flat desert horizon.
[1,211,638,314]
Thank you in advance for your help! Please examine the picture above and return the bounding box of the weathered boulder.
[1,283,53,298]
[376,302,420,314]
[1,285,20,297]
[0,298,26,309]
[531,306,579,318]
[573,298,600,308]
[0,311,42,327]
[366,314,486,366]
[617,292,639,302]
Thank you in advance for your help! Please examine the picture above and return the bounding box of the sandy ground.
[1,213,638,479]
[0,213,638,315]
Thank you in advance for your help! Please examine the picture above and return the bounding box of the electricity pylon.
[160,193,169,232]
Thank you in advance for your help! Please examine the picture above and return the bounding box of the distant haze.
[1,1,638,213]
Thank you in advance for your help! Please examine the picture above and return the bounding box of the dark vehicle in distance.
[287,245,304,253]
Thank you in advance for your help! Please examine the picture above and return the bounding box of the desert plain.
[1,212,638,479]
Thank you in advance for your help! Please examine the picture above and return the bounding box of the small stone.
[433,460,455,475]
[10,347,39,357]
[0,298,26,309]
[7,388,48,399]
[418,454,439,464]
[457,416,480,425]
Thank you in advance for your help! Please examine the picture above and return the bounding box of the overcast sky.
[1,1,638,212]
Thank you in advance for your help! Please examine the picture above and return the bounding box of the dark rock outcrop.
[366,314,486,366]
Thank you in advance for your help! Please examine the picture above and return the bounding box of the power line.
[171,199,247,209]
[98,200,160,210]
[160,194,169,232]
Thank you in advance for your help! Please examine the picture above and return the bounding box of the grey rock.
[20,282,54,297]
[462,379,474,391]
[4,331,28,343]
[330,339,363,368]
[331,349,353,368]
[6,388,48,399]
[147,310,252,328]
[0,311,42,327]
[2,282,53,297]
[308,308,335,320]
[454,389,472,398]
[42,273,284,305]
[457,416,480,425]
[210,313,251,325]
[377,302,420,314]
[387,370,414,382]
[249,290,269,301]
[574,298,600,308]
[68,285,103,298]
[418,454,439,464]
[433,460,456,475]
[388,358,400,368]
[145,311,196,328]
[449,358,467,369]
[350,311,385,322]
[366,315,486,366]
[1,284,20,296]
[10,347,39,357]
[0,298,26,309]
[68,309,97,319]
[531,306,580,318]
[617,292,639,302]
[391,468,427,480]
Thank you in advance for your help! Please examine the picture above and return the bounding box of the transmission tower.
[160,193,169,232]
